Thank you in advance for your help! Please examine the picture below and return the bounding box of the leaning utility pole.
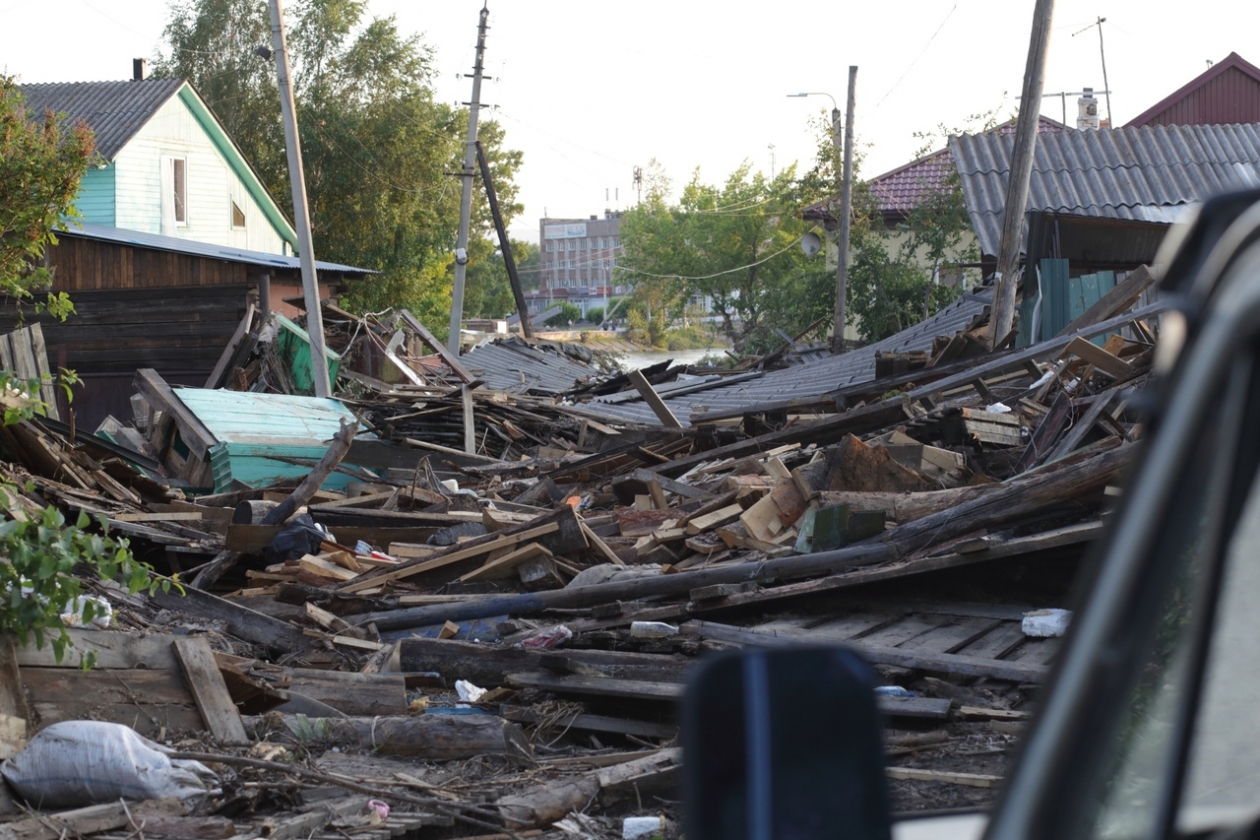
[991,0,1055,350]
[475,141,533,339]
[268,0,330,396]
[448,3,490,355]
[832,66,858,354]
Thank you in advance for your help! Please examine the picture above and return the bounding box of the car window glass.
[1177,462,1260,833]
[1078,389,1237,840]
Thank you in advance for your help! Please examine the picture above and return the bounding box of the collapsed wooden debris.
[0,278,1162,833]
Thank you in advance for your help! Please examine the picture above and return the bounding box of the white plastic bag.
[1,721,219,810]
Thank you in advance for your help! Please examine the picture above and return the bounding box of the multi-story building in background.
[533,211,627,318]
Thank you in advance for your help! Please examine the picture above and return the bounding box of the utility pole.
[1073,17,1112,126]
[832,66,857,355]
[991,0,1055,350]
[448,3,490,355]
[475,141,533,339]
[268,0,330,397]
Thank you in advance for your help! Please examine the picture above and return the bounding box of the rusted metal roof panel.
[949,123,1260,257]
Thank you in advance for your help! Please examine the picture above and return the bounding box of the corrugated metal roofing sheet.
[60,223,375,274]
[19,80,185,160]
[464,337,609,395]
[804,117,1066,221]
[578,289,991,427]
[949,123,1260,257]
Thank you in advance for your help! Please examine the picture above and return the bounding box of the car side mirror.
[682,646,892,840]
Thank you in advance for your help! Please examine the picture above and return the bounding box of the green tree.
[156,0,523,340]
[618,160,829,354]
[0,77,93,318]
[463,239,534,319]
[0,80,166,664]
[545,301,581,328]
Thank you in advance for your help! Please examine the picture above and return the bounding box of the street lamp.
[788,72,857,353]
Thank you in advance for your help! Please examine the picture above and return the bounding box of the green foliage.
[155,0,523,329]
[618,157,833,355]
[545,301,581,328]
[0,492,171,665]
[584,306,604,325]
[665,324,719,351]
[845,166,975,343]
[0,77,95,315]
[625,307,668,348]
[463,239,534,319]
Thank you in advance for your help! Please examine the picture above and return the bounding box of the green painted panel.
[170,389,370,492]
[1031,259,1071,347]
[274,314,341,395]
[73,166,116,225]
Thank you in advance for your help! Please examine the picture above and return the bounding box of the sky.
[3,0,1257,243]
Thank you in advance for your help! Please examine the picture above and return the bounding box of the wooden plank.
[337,521,561,593]
[627,368,683,428]
[685,503,744,536]
[629,468,711,500]
[682,620,1047,683]
[133,368,219,460]
[150,586,312,653]
[204,302,255,388]
[0,799,186,840]
[500,707,677,740]
[460,542,554,581]
[16,628,182,670]
[462,384,477,455]
[399,310,475,384]
[505,671,680,701]
[172,637,248,744]
[227,524,439,553]
[579,521,626,566]
[887,767,1002,788]
[1061,336,1134,379]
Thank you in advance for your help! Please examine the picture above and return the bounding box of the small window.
[231,201,246,228]
[172,158,187,224]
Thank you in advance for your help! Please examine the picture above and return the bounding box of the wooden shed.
[0,223,373,431]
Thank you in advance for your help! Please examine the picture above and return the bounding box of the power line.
[872,3,958,112]
[615,237,803,282]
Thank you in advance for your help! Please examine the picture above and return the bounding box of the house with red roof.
[1125,52,1260,128]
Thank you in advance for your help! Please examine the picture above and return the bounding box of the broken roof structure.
[570,290,992,427]
[949,122,1260,259]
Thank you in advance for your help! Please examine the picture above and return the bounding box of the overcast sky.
[3,0,1257,242]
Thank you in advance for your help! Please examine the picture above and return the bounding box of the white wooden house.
[21,78,297,256]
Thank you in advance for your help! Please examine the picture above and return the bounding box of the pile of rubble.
[0,267,1161,835]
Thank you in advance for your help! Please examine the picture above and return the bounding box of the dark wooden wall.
[48,236,253,292]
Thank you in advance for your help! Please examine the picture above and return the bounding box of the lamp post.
[789,69,857,353]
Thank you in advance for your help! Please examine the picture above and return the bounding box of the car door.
[985,191,1260,840]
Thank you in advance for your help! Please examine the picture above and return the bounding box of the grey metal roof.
[464,337,610,395]
[949,123,1260,257]
[575,289,992,427]
[61,223,375,275]
[19,80,185,160]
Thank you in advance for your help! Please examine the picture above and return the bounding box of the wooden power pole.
[991,0,1055,350]
[448,4,490,355]
[268,0,330,397]
[832,66,857,354]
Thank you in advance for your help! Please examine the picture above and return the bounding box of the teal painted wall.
[73,165,116,225]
